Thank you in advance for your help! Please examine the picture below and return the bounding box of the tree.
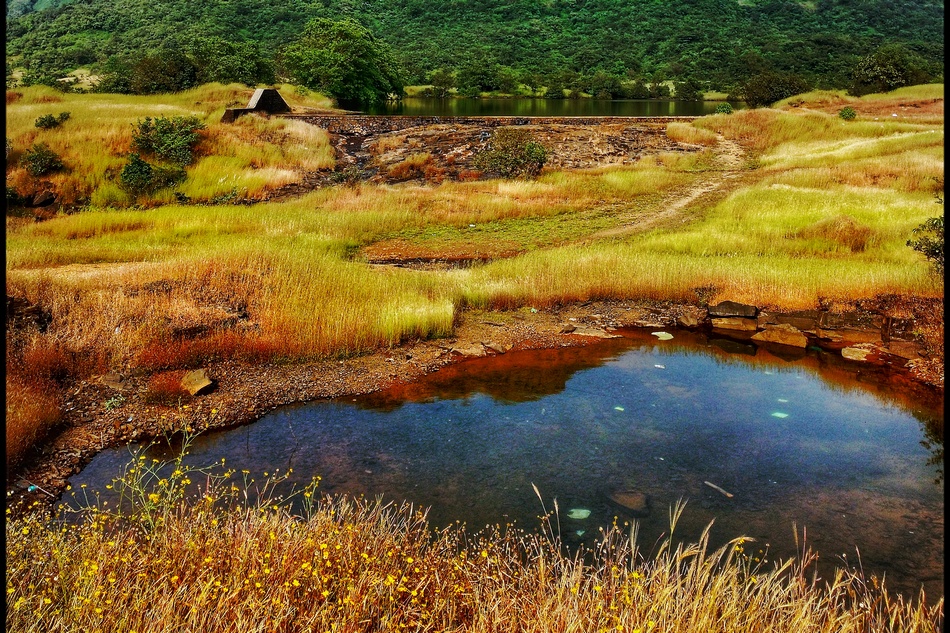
[457,58,501,94]
[741,71,809,107]
[849,44,930,97]
[129,48,199,95]
[428,68,456,98]
[281,18,403,105]
[188,37,275,87]
[674,78,704,101]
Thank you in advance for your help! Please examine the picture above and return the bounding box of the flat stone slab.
[751,323,808,348]
[841,344,877,362]
[710,316,758,331]
[570,327,621,338]
[708,301,758,318]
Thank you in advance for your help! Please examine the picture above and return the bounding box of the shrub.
[715,102,733,115]
[20,142,65,176]
[34,112,70,129]
[907,216,944,276]
[741,72,809,108]
[132,116,205,166]
[473,128,549,178]
[838,106,856,121]
[119,153,186,195]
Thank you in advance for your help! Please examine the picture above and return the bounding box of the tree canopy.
[5,0,944,96]
[280,17,403,104]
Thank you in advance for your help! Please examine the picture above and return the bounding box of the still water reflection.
[354,98,743,117]
[70,329,943,599]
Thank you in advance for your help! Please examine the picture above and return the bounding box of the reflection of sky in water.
[69,332,943,599]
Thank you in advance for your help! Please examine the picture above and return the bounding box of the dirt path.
[576,136,748,243]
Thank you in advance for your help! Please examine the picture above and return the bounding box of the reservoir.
[354,97,743,117]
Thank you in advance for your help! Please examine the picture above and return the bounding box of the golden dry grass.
[5,451,943,632]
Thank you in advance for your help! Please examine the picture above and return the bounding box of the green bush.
[131,116,205,166]
[907,215,944,276]
[838,106,856,121]
[473,128,549,178]
[20,142,64,176]
[34,112,70,129]
[741,72,809,108]
[715,102,733,115]
[119,153,185,195]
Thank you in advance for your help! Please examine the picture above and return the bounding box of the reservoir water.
[68,328,943,600]
[354,98,743,117]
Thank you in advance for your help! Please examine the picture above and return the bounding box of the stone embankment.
[279,114,696,135]
[670,300,927,365]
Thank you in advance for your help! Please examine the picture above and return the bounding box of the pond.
[352,97,743,117]
[68,329,943,600]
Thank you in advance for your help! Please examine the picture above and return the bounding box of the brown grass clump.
[5,373,61,471]
[143,370,190,406]
[388,152,436,180]
[795,215,874,252]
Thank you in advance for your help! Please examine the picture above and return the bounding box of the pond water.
[352,98,743,117]
[68,329,943,600]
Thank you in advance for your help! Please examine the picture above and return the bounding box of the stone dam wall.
[278,114,697,135]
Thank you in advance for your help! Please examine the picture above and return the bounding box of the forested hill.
[5,0,945,91]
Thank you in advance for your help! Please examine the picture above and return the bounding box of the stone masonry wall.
[278,114,697,135]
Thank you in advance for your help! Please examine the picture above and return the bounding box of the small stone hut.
[221,88,291,123]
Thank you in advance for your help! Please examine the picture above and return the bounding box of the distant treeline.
[5,0,944,97]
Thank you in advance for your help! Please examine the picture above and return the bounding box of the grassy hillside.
[5,0,944,90]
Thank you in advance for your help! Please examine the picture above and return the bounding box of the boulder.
[751,323,808,348]
[559,324,577,334]
[710,317,758,331]
[482,341,511,354]
[181,369,215,396]
[450,344,486,357]
[708,301,758,318]
[32,190,56,207]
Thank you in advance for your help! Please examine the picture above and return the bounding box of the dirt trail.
[576,136,748,243]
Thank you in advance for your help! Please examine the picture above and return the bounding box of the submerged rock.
[566,508,591,520]
[608,490,650,517]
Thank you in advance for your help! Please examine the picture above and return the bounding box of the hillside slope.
[5,0,945,89]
